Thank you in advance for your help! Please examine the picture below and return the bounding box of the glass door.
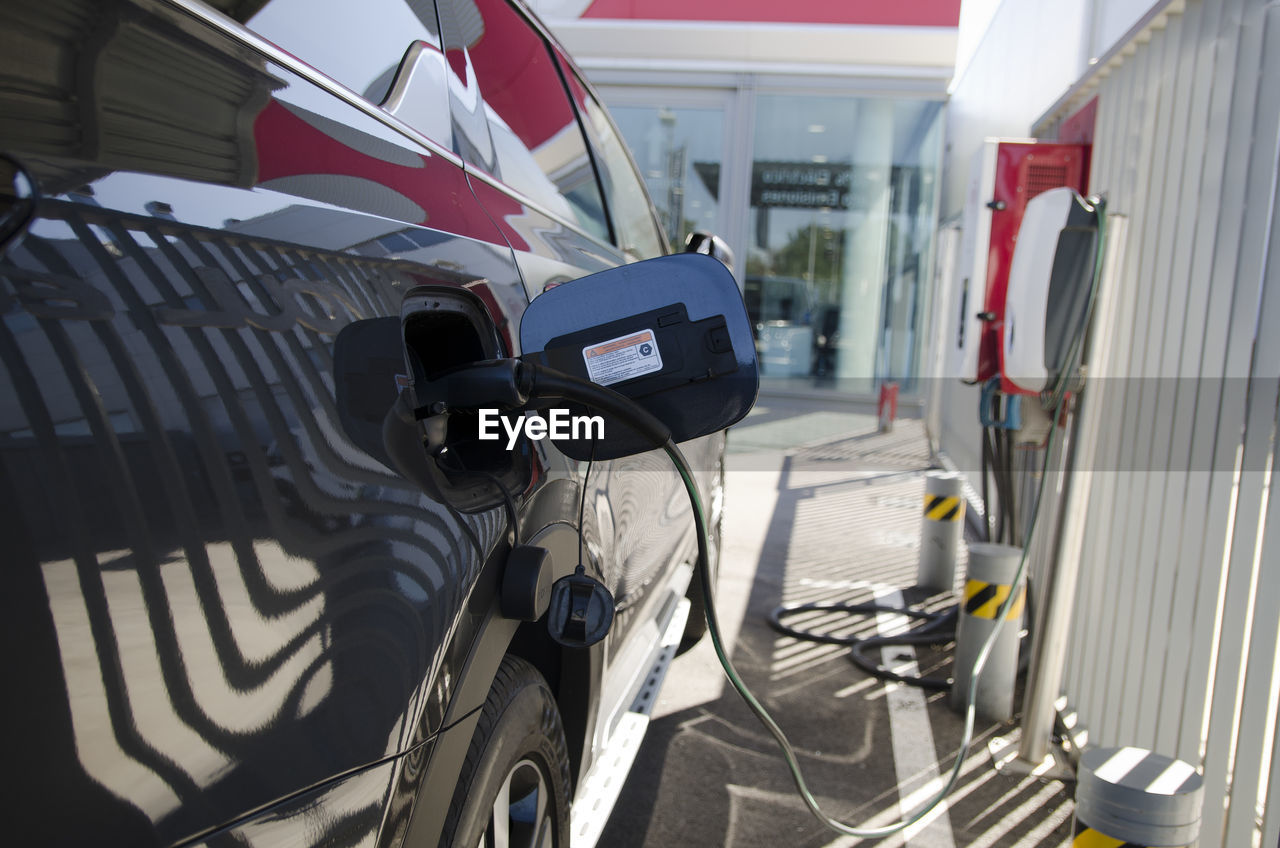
[747,93,944,394]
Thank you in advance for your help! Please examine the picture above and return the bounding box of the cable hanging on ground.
[768,601,957,690]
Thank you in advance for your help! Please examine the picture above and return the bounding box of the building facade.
[530,0,960,397]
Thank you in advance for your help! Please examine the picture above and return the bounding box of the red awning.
[581,0,960,27]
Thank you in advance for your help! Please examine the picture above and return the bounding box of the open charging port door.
[334,253,758,493]
[519,253,759,461]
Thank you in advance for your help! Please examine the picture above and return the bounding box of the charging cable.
[668,415,1062,838]
[425,196,1106,836]
[422,357,1059,837]
[674,201,1106,837]
[459,358,1042,837]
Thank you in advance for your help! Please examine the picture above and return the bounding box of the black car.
[0,1,750,845]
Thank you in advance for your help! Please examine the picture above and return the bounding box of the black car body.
[0,0,723,844]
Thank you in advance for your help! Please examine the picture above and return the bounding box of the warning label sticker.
[582,329,663,386]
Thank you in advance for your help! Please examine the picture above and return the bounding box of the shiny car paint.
[0,0,715,844]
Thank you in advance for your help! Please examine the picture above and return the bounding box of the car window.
[557,60,667,259]
[244,0,442,109]
[436,0,610,243]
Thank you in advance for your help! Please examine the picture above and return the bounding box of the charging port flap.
[519,253,758,461]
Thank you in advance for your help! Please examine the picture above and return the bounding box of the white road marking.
[871,584,957,848]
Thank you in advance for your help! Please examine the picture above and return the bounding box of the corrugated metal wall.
[1030,0,1280,843]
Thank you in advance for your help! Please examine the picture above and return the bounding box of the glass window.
[747,95,943,393]
[437,0,609,242]
[246,0,442,105]
[559,65,666,259]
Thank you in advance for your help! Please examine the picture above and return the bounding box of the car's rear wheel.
[440,656,571,848]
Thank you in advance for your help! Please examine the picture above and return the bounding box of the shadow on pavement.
[599,421,1076,848]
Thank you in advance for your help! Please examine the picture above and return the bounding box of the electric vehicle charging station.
[1002,188,1103,397]
[946,140,1089,386]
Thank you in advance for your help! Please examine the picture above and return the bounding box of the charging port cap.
[519,253,759,460]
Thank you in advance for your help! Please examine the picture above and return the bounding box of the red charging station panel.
[978,143,1088,385]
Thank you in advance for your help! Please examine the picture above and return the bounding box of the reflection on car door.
[0,0,527,843]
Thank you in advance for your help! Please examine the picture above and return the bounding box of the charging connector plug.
[413,359,533,417]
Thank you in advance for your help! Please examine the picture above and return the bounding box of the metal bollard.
[1073,747,1204,847]
[950,542,1024,721]
[918,471,965,592]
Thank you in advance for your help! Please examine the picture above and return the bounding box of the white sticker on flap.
[582,329,663,386]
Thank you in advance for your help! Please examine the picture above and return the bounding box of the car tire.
[439,655,572,848]
[677,450,725,654]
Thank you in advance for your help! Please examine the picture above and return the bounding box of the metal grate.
[1024,163,1069,200]
[791,419,934,472]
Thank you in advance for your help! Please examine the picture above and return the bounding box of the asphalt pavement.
[598,396,1076,847]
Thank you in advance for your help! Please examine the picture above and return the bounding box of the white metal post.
[1016,214,1128,767]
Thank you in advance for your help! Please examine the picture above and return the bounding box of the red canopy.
[581,0,960,27]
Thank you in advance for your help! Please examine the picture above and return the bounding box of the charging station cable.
[667,422,1063,838]
[492,358,1056,838]
[767,601,960,690]
[531,205,1106,837]
[431,195,1106,836]
[419,357,1057,838]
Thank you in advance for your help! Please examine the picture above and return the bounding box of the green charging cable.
[664,430,1052,838]
[658,196,1107,839]
[520,194,1108,837]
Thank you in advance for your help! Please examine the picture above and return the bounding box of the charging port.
[401,289,531,512]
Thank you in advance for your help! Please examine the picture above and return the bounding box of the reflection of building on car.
[0,1,730,846]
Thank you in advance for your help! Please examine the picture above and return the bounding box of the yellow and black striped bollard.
[950,542,1024,721]
[918,471,965,593]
